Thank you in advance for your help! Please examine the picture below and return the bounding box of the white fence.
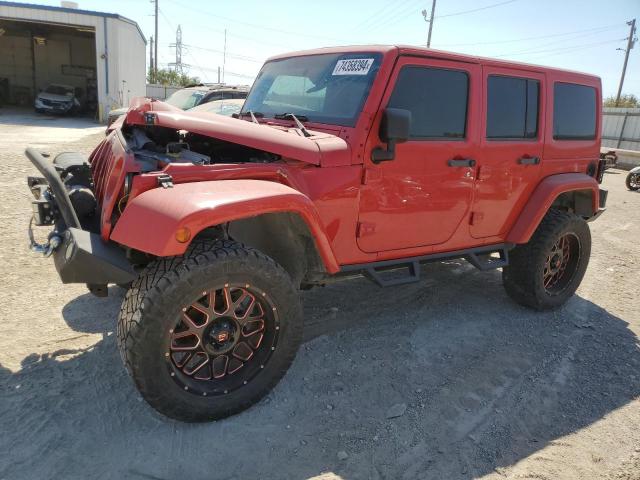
[602,107,640,151]
[145,84,182,100]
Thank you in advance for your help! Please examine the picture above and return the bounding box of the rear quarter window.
[553,83,596,140]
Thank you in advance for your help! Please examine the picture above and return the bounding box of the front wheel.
[626,171,640,191]
[502,209,591,310]
[117,239,303,422]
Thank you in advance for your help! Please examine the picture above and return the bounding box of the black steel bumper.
[25,148,136,293]
[51,227,136,285]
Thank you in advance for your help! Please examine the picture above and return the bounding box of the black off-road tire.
[116,239,303,422]
[502,209,591,311]
[626,171,640,191]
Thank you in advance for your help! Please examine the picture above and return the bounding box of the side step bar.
[341,243,513,288]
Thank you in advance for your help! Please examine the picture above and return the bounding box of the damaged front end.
[25,147,137,296]
[25,97,344,295]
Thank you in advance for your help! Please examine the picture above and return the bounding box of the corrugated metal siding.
[145,84,181,100]
[109,17,146,109]
[602,107,640,151]
[0,3,145,122]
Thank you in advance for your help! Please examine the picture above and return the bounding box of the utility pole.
[153,0,158,74]
[222,28,227,84]
[615,18,637,106]
[422,0,437,48]
[149,36,154,83]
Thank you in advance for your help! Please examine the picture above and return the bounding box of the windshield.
[165,89,206,110]
[44,85,73,96]
[242,53,382,127]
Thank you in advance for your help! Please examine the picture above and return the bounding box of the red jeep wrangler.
[26,46,607,422]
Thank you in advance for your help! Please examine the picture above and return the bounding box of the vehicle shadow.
[1,263,638,480]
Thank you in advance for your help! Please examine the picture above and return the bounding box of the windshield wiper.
[234,111,264,124]
[274,113,311,137]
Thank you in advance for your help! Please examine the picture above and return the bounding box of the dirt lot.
[1,109,639,480]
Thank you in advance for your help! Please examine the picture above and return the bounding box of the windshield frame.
[241,52,383,128]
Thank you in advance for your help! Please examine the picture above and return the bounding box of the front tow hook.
[28,217,62,258]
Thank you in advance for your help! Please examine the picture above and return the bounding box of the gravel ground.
[1,109,639,480]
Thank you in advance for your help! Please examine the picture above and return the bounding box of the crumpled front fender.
[110,179,340,273]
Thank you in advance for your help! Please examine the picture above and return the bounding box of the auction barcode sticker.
[332,58,375,75]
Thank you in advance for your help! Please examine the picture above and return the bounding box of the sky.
[12,0,640,97]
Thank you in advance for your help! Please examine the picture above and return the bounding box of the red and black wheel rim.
[166,283,279,396]
[543,233,581,295]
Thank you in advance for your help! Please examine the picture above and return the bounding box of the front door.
[357,57,480,253]
[470,66,545,238]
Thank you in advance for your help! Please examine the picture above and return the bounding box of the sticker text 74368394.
[332,58,375,76]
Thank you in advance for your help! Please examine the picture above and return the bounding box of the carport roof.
[0,1,146,44]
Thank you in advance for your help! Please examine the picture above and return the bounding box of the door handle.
[448,158,476,167]
[518,156,540,165]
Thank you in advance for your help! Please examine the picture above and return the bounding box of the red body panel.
[90,45,604,273]
[506,173,600,244]
[110,180,341,273]
[358,57,481,252]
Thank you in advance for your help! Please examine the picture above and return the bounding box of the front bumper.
[35,99,73,113]
[25,148,136,294]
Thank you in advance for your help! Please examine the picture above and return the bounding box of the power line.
[435,0,518,19]
[433,24,625,47]
[355,0,410,31]
[184,44,263,63]
[368,1,425,30]
[494,38,625,58]
[166,0,355,44]
[494,28,626,56]
[358,0,418,31]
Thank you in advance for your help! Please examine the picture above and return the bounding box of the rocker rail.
[340,243,513,287]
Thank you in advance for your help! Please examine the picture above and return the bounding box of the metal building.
[0,1,146,122]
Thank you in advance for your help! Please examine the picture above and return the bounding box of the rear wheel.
[626,171,640,191]
[117,239,303,422]
[502,209,591,310]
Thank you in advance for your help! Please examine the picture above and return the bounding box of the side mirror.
[372,108,411,164]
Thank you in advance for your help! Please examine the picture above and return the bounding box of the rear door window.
[553,83,596,140]
[486,75,539,139]
[387,66,468,139]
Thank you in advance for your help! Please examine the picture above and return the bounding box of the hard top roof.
[266,44,599,81]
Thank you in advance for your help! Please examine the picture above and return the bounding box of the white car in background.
[34,84,81,115]
[189,98,245,116]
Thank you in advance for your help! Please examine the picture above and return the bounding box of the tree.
[147,67,200,87]
[603,94,639,108]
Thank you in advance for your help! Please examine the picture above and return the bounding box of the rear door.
[470,67,545,238]
[357,56,481,253]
